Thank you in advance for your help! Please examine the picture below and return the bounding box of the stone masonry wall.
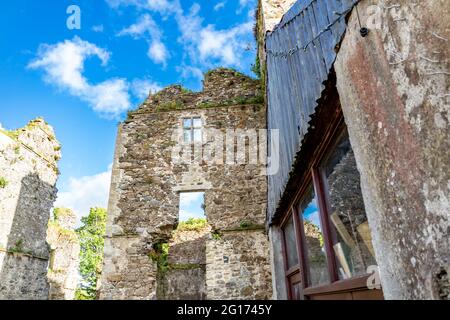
[260,0,297,33]
[99,68,272,300]
[0,118,60,299]
[335,0,449,299]
[162,226,211,300]
[47,208,80,300]
[206,231,273,300]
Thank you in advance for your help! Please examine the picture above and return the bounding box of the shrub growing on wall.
[75,207,106,300]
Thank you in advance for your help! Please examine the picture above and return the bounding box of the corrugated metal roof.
[266,0,360,223]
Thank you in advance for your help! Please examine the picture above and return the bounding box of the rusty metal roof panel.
[266,0,360,223]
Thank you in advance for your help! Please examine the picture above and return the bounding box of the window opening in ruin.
[183,117,202,143]
[179,191,206,223]
[151,192,209,300]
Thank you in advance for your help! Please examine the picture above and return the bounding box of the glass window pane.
[193,129,202,142]
[283,216,299,270]
[183,119,192,128]
[183,129,192,143]
[300,185,330,287]
[193,118,202,128]
[323,130,377,280]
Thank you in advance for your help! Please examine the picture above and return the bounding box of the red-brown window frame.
[279,110,378,299]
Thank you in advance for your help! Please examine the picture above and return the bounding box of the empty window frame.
[178,192,206,222]
[183,117,202,143]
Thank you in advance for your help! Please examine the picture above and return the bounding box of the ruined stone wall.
[47,208,80,300]
[162,226,210,300]
[335,0,449,299]
[260,0,297,33]
[206,231,273,300]
[99,69,272,300]
[0,118,60,299]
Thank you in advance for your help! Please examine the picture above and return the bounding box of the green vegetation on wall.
[0,177,8,189]
[176,218,208,232]
[75,207,107,300]
[251,54,261,79]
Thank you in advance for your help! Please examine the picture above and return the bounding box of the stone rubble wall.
[46,208,80,300]
[0,118,60,300]
[162,227,211,300]
[100,69,272,300]
[335,0,449,299]
[206,231,273,300]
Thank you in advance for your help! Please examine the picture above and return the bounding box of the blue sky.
[0,0,257,222]
[179,192,205,221]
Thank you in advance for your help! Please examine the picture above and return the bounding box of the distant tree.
[75,207,107,300]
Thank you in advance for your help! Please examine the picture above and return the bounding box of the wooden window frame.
[279,108,377,299]
[280,212,302,299]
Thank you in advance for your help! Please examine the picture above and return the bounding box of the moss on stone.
[169,263,201,270]
[221,221,266,232]
[0,177,7,188]
[156,101,185,112]
[0,128,20,141]
[204,68,246,79]
[143,176,155,184]
[197,96,264,110]
[7,239,33,255]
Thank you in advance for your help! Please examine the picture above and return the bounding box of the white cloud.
[107,0,257,86]
[214,1,226,11]
[117,14,159,38]
[131,78,162,99]
[177,65,204,82]
[238,0,256,13]
[175,3,255,67]
[197,23,253,65]
[54,166,112,225]
[92,24,104,33]
[148,40,169,65]
[118,14,169,66]
[88,79,131,115]
[180,192,204,206]
[106,0,178,15]
[144,0,174,13]
[28,37,131,118]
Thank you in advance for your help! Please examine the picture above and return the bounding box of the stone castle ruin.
[0,119,80,300]
[98,69,273,300]
[0,0,448,301]
[46,208,80,300]
[0,119,61,299]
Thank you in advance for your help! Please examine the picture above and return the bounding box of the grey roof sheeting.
[266,0,360,223]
